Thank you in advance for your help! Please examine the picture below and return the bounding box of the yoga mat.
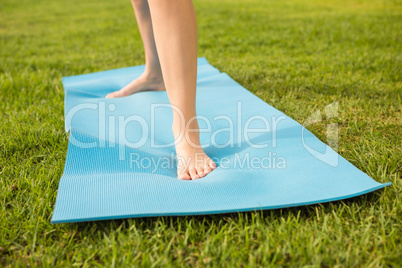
[51,58,390,223]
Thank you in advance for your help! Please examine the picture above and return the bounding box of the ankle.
[143,69,163,82]
[172,117,201,148]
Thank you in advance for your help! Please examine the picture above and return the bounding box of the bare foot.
[173,121,216,180]
[106,72,165,98]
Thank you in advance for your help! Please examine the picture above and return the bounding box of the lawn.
[0,0,401,266]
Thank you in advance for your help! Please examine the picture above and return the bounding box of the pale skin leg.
[147,0,216,180]
[110,0,216,179]
[106,0,165,98]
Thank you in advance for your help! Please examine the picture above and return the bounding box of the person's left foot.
[175,141,217,180]
[106,72,165,98]
[172,120,216,180]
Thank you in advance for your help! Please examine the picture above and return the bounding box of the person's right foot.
[106,72,165,98]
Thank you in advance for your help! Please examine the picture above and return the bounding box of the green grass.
[1,0,401,266]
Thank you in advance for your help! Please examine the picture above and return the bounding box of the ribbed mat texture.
[51,58,390,223]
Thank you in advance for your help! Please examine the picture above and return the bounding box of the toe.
[189,168,200,180]
[209,159,217,169]
[106,91,125,98]
[204,167,212,175]
[197,167,206,178]
[106,92,119,98]
[178,172,191,180]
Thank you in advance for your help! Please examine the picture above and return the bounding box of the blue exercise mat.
[51,58,390,223]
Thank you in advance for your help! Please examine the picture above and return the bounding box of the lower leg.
[148,0,216,180]
[106,0,164,98]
